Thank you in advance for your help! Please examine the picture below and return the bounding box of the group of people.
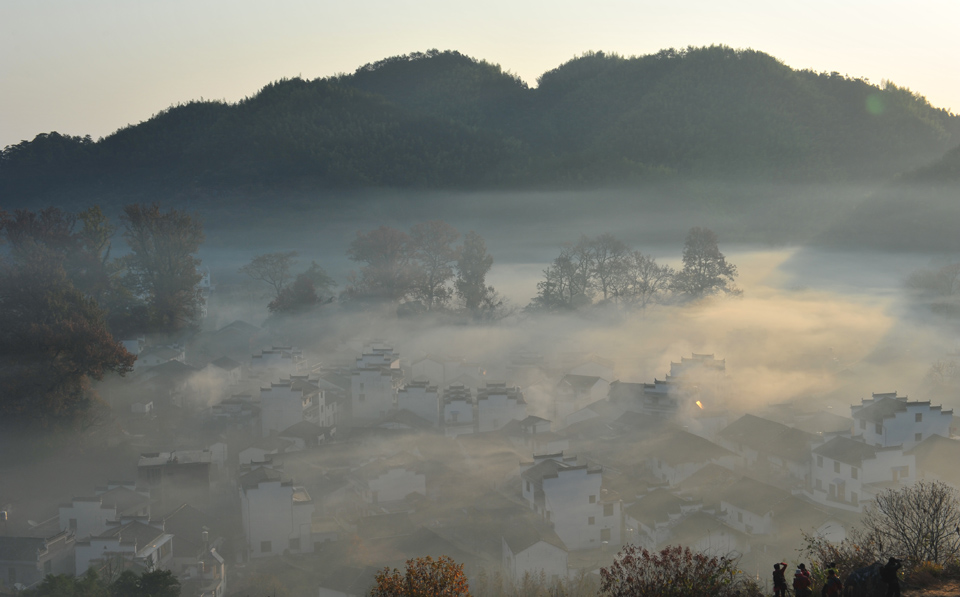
[772,562,815,597]
[772,557,902,597]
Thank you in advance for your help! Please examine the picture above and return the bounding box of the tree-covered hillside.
[2,46,958,204]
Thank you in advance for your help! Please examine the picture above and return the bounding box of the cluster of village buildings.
[2,315,959,596]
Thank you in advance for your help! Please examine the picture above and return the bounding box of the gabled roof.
[852,397,909,423]
[624,488,691,528]
[502,519,567,553]
[559,374,604,392]
[96,521,166,548]
[279,421,325,441]
[210,356,241,371]
[239,466,286,490]
[650,431,735,466]
[908,433,960,461]
[98,486,151,515]
[813,437,880,467]
[670,511,745,545]
[794,410,854,435]
[718,414,816,461]
[0,537,48,562]
[142,359,197,379]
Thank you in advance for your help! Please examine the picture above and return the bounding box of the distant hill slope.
[2,46,958,205]
[818,143,960,251]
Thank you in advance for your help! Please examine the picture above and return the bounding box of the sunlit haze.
[2,0,958,148]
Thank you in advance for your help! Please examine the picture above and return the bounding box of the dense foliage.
[529,228,736,311]
[23,568,180,597]
[3,47,958,203]
[370,556,470,597]
[599,545,753,597]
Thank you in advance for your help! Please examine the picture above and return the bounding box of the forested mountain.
[2,46,958,205]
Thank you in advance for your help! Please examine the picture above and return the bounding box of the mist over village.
[4,4,960,597]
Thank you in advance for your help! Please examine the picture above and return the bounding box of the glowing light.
[696,400,703,409]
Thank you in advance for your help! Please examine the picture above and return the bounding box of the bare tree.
[616,251,675,307]
[409,220,460,310]
[239,251,298,299]
[861,480,960,565]
[589,233,629,301]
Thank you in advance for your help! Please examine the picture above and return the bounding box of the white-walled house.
[647,431,740,486]
[809,436,915,511]
[851,393,952,450]
[520,453,620,551]
[396,381,440,427]
[250,346,304,380]
[554,375,610,424]
[719,477,842,543]
[260,380,308,437]
[501,524,568,583]
[717,414,817,485]
[477,383,526,433]
[441,384,474,437]
[75,518,173,575]
[238,467,315,559]
[0,532,76,590]
[351,367,401,425]
[356,347,400,369]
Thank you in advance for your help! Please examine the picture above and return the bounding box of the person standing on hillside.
[773,562,788,597]
[794,565,812,597]
[880,557,902,597]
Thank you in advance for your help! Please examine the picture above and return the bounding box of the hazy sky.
[2,0,957,149]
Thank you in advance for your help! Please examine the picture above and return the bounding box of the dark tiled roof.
[502,519,567,553]
[210,356,241,370]
[813,437,879,466]
[650,431,735,466]
[239,466,286,490]
[96,521,166,549]
[560,375,603,392]
[852,397,908,423]
[0,537,47,562]
[624,488,687,528]
[719,414,816,461]
[98,486,151,515]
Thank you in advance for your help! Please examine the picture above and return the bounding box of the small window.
[817,456,823,467]
[261,540,272,553]
[916,413,923,423]
[834,461,840,473]
[526,481,531,492]
[876,423,883,434]
[600,528,611,542]
[852,467,858,480]
[851,491,859,504]
[588,516,595,525]
[289,537,300,550]
[604,503,614,517]
[589,495,596,504]
[859,419,866,429]
[915,433,923,442]
[69,518,77,531]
